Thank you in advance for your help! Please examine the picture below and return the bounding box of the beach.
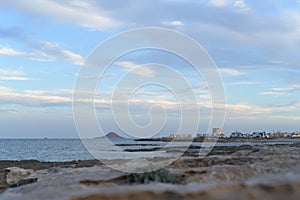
[1,140,300,200]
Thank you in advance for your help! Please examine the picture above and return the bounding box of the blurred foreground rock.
[0,143,299,200]
[0,167,37,188]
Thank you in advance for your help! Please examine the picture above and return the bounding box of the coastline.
[0,142,299,199]
[135,137,297,142]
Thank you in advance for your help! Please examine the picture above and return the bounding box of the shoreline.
[136,137,298,142]
[0,142,299,169]
[1,142,300,199]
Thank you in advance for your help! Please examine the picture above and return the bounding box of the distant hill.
[106,132,124,139]
[95,132,125,139]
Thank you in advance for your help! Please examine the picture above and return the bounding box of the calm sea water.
[0,138,298,162]
[0,139,93,161]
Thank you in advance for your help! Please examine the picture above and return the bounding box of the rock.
[80,169,183,185]
[5,167,37,187]
[71,182,300,200]
[183,165,255,184]
[1,143,300,199]
[0,170,8,188]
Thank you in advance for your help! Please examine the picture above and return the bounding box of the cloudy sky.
[0,0,300,138]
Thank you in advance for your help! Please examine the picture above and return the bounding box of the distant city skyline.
[0,1,300,138]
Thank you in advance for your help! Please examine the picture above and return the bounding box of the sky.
[0,0,300,138]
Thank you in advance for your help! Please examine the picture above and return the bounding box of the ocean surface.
[0,138,299,162]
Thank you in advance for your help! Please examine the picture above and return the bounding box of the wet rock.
[0,160,102,171]
[5,167,37,187]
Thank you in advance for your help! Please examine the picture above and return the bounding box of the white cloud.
[0,86,298,123]
[209,0,250,11]
[0,47,34,58]
[199,94,211,100]
[163,20,184,27]
[0,68,24,76]
[270,115,300,121]
[77,73,116,79]
[209,0,228,7]
[259,85,300,96]
[259,91,282,96]
[4,0,118,30]
[264,101,300,113]
[233,0,250,11]
[224,103,270,116]
[219,68,245,76]
[0,86,11,91]
[0,43,84,66]
[0,68,31,81]
[0,87,71,106]
[114,61,156,77]
[37,41,84,65]
[0,76,32,81]
[114,61,139,69]
[229,81,265,85]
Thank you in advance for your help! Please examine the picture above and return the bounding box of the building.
[251,132,269,138]
[175,134,182,139]
[196,134,204,138]
[292,132,300,138]
[174,134,193,139]
[230,131,242,138]
[212,128,222,137]
[169,134,175,139]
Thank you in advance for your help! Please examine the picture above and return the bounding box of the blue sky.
[0,0,300,138]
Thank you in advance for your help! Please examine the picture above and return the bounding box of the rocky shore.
[0,142,299,200]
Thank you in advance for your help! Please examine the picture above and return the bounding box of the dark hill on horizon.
[95,132,126,139]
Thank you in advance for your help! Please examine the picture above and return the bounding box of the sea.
[0,138,299,162]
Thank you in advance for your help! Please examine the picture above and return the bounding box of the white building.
[212,128,222,137]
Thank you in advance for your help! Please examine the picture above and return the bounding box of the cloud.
[219,68,245,76]
[0,42,84,66]
[233,0,250,11]
[2,0,118,30]
[199,94,211,100]
[265,101,300,113]
[114,61,156,77]
[209,0,250,11]
[259,91,282,95]
[209,0,228,7]
[0,108,19,114]
[0,85,298,124]
[0,68,32,81]
[0,47,34,58]
[0,68,24,76]
[228,81,265,85]
[224,103,270,118]
[0,76,32,81]
[77,73,116,79]
[0,87,109,108]
[162,20,184,27]
[259,85,300,96]
[36,41,84,65]
[270,115,300,121]
[0,87,71,106]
